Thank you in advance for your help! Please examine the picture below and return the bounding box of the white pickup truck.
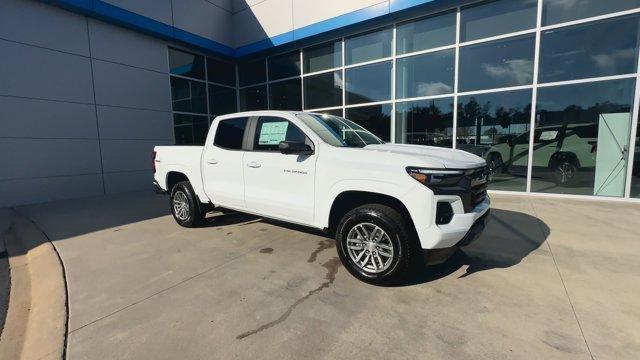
[153,111,490,284]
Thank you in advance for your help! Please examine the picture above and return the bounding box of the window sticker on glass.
[539,130,558,141]
[258,121,289,145]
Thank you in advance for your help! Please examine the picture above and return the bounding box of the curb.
[0,208,67,360]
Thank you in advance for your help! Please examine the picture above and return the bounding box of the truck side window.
[253,116,309,152]
[214,117,248,150]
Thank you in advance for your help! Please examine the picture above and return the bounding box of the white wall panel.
[292,0,388,29]
[173,0,234,46]
[233,0,293,47]
[0,0,89,56]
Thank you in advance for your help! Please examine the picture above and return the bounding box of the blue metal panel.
[40,0,447,57]
[40,0,234,57]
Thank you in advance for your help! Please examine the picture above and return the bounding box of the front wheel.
[335,204,417,285]
[170,181,206,227]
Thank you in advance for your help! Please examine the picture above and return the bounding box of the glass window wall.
[239,85,267,111]
[396,49,455,98]
[269,79,302,110]
[304,40,342,73]
[542,0,640,26]
[304,71,343,109]
[346,104,392,142]
[396,11,456,54]
[346,61,392,105]
[269,51,301,81]
[345,28,392,65]
[460,0,537,42]
[531,79,636,197]
[459,35,535,91]
[396,98,454,147]
[539,15,640,83]
[457,90,532,191]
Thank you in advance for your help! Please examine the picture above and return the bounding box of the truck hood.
[364,143,486,169]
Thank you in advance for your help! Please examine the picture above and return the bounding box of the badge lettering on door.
[284,169,308,175]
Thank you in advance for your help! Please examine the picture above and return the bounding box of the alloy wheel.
[172,190,190,221]
[346,223,394,273]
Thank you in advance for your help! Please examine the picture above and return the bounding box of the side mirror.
[506,138,514,147]
[279,141,314,155]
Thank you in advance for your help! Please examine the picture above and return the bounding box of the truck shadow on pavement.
[397,208,550,286]
[201,208,550,287]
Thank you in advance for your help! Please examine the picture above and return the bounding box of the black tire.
[553,160,577,185]
[335,204,417,285]
[169,181,206,227]
[487,153,504,175]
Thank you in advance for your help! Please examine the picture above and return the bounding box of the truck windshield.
[296,113,385,148]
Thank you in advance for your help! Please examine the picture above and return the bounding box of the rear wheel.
[553,161,577,185]
[170,181,206,227]
[336,204,417,285]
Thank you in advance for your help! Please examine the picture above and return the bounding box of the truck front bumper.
[422,208,491,265]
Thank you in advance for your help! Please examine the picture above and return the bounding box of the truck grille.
[429,166,489,213]
[465,167,488,212]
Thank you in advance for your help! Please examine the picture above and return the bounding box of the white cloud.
[591,48,636,73]
[482,59,533,85]
[549,0,580,10]
[416,82,453,96]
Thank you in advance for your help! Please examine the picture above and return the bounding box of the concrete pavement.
[8,192,640,359]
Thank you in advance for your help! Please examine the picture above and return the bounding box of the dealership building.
[1,0,640,206]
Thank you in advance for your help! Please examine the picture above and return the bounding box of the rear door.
[243,115,317,224]
[202,117,249,209]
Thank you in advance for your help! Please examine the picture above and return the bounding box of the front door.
[243,116,317,225]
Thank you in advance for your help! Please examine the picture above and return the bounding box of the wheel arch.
[166,171,190,193]
[549,151,581,169]
[327,190,417,238]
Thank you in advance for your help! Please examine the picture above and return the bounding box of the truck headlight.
[406,167,464,186]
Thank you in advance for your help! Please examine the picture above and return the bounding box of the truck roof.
[213,110,306,120]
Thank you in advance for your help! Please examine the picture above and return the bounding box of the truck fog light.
[436,202,454,225]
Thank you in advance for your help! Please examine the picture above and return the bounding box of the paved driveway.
[14,192,640,359]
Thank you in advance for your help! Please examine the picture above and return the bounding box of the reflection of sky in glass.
[536,79,635,112]
[460,0,537,41]
[459,35,535,91]
[346,61,392,104]
[539,15,640,83]
[396,49,454,98]
[346,28,392,65]
[542,0,640,25]
[396,11,456,54]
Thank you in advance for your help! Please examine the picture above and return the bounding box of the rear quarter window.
[214,117,248,150]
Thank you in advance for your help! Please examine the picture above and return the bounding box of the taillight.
[152,151,157,173]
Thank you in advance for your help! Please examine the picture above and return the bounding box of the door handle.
[206,158,219,164]
[247,161,261,168]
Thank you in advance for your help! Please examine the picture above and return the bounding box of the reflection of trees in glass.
[400,99,453,146]
[457,97,531,144]
[537,101,631,127]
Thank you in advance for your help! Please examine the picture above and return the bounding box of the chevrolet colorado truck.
[153,111,490,284]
